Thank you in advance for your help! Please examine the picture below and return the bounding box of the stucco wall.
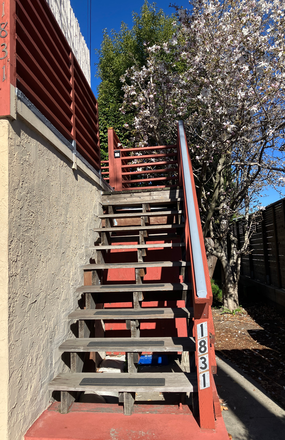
[45,0,91,85]
[6,117,101,439]
[0,120,9,440]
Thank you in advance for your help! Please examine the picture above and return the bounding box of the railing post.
[0,0,16,119]
[108,128,122,191]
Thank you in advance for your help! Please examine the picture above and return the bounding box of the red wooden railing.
[0,0,100,171]
[177,121,219,429]
[104,128,179,190]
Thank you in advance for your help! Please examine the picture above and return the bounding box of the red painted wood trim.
[0,0,16,117]
[16,32,72,102]
[17,0,70,68]
[75,113,98,149]
[70,52,76,138]
[76,141,100,170]
[76,135,100,167]
[15,12,71,86]
[121,160,178,169]
[108,128,123,190]
[120,152,178,161]
[74,104,99,145]
[16,76,73,138]
[74,88,98,125]
[16,35,72,112]
[74,57,98,114]
[124,176,178,184]
[119,144,177,153]
[16,55,73,126]
[122,167,178,176]
[14,0,101,170]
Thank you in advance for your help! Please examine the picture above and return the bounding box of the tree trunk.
[223,281,239,310]
[222,263,240,311]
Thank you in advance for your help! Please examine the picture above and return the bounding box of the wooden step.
[105,234,182,243]
[94,224,184,233]
[49,372,197,393]
[76,283,191,294]
[100,210,182,219]
[69,307,191,321]
[82,261,190,270]
[90,242,185,251]
[102,188,183,206]
[59,337,195,353]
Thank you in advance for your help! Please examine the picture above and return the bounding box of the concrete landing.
[25,403,229,440]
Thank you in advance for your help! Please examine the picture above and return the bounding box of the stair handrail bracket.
[177,120,217,430]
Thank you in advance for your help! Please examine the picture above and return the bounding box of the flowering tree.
[96,1,174,158]
[121,0,285,310]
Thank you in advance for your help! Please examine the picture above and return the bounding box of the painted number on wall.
[1,3,8,80]
[197,322,210,390]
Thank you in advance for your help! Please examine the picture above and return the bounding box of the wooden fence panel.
[239,199,285,289]
[251,219,266,283]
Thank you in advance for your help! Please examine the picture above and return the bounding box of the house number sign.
[197,321,210,390]
[1,1,8,81]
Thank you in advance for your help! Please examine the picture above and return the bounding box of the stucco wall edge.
[16,99,111,192]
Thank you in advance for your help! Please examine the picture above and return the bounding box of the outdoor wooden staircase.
[48,122,222,431]
[49,188,198,415]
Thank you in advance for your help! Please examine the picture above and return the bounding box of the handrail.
[177,120,216,430]
[177,121,207,299]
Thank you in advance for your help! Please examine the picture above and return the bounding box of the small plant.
[211,279,223,306]
[220,306,244,315]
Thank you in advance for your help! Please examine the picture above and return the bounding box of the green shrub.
[211,279,223,306]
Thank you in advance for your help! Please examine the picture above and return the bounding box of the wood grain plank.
[49,372,197,393]
[69,307,192,321]
[76,283,191,294]
[81,261,190,270]
[59,337,195,352]
[93,224,184,232]
[90,243,185,251]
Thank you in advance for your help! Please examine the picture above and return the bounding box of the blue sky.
[69,0,190,93]
[69,0,285,206]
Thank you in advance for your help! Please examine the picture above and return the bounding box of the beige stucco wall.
[0,120,9,440]
[3,116,102,440]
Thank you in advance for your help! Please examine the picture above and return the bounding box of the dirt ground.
[212,304,285,410]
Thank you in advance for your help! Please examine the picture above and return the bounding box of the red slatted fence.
[0,0,100,171]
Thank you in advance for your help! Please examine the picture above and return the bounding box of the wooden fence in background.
[237,199,285,290]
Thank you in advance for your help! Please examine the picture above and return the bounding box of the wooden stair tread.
[49,372,197,393]
[69,307,191,320]
[100,210,182,219]
[59,337,195,352]
[82,261,190,270]
[94,224,184,232]
[76,283,191,293]
[102,199,183,207]
[106,234,182,242]
[102,189,183,206]
[90,242,185,251]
